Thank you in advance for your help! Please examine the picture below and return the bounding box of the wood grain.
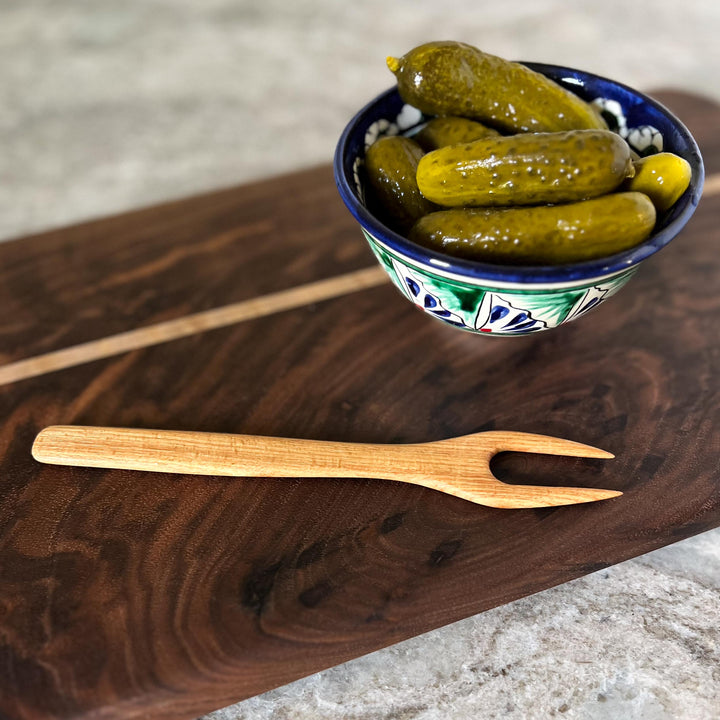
[0,266,387,387]
[0,91,719,720]
[0,165,373,365]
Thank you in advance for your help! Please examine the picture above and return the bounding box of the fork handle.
[31,425,412,479]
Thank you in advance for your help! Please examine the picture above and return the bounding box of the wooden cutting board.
[1,91,719,720]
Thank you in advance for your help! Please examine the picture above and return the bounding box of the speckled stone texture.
[3,2,719,718]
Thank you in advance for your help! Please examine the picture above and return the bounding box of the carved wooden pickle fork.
[32,426,621,509]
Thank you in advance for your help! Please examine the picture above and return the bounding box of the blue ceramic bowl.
[334,63,704,335]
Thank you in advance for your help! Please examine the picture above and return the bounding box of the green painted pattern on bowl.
[364,230,636,335]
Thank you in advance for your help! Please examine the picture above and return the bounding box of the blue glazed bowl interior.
[334,63,704,285]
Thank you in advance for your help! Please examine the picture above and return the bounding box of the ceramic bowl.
[334,63,704,335]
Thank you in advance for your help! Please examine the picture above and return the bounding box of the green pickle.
[622,152,692,213]
[408,192,657,265]
[416,129,634,207]
[414,116,499,151]
[387,41,607,134]
[364,135,436,231]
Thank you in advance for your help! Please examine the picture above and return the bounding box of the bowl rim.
[333,62,705,285]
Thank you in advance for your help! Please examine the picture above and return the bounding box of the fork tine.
[477,484,623,509]
[484,431,614,459]
[439,430,620,508]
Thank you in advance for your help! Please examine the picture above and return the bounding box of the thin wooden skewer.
[32,426,621,509]
[0,266,388,388]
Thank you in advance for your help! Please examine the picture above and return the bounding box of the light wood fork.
[32,426,621,509]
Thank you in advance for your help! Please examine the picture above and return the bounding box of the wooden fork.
[31,426,621,509]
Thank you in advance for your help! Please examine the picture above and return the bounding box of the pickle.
[364,136,436,231]
[416,129,633,208]
[408,192,656,265]
[414,116,500,151]
[622,152,692,213]
[387,41,607,134]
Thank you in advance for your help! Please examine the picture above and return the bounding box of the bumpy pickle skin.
[387,41,607,134]
[408,192,656,265]
[621,152,692,213]
[416,129,634,208]
[364,136,437,232]
[414,116,500,151]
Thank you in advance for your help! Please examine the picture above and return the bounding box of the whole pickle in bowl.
[408,192,657,265]
[364,136,437,232]
[622,152,692,213]
[416,129,634,208]
[387,41,607,134]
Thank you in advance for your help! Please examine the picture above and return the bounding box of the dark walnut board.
[1,91,719,720]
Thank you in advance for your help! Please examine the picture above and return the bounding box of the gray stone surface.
[206,535,720,720]
[3,2,719,718]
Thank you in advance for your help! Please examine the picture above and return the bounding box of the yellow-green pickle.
[364,136,436,231]
[416,129,634,207]
[414,116,500,151]
[408,192,656,265]
[622,152,692,213]
[387,41,607,134]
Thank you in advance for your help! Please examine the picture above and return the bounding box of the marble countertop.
[3,2,718,718]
